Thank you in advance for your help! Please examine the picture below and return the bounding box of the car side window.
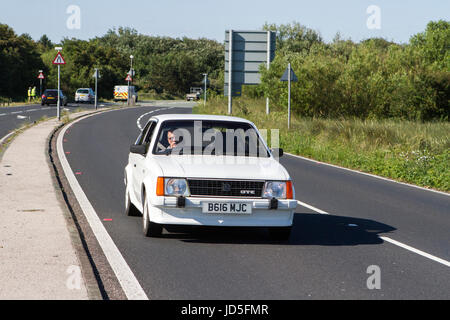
[143,122,157,145]
[136,122,152,146]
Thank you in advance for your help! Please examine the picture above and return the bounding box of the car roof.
[151,114,254,124]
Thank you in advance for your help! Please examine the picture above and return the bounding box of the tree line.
[256,21,449,121]
[0,21,448,120]
[0,25,224,101]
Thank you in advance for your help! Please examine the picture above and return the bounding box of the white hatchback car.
[124,114,297,240]
[75,88,95,103]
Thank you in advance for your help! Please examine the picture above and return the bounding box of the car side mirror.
[271,148,284,158]
[130,144,147,155]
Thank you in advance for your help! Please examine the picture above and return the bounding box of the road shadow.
[162,213,396,246]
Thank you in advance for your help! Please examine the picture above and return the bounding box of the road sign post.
[58,65,60,119]
[93,69,99,110]
[125,73,132,106]
[53,49,66,121]
[37,71,45,98]
[288,63,291,129]
[280,63,298,130]
[228,30,233,115]
[266,30,271,115]
[202,73,208,106]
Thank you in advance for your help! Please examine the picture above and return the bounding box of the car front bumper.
[149,197,297,227]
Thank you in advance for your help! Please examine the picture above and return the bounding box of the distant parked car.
[41,89,68,106]
[75,88,95,103]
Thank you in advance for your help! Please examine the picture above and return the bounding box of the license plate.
[48,97,55,99]
[202,202,252,215]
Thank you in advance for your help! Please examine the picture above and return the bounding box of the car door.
[131,120,157,204]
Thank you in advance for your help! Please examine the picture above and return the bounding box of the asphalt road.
[0,102,111,140]
[61,104,449,299]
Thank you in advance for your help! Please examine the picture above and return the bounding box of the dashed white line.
[296,200,450,268]
[379,237,450,267]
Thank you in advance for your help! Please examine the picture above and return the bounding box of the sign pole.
[127,79,130,106]
[38,70,43,98]
[228,30,233,115]
[266,31,271,115]
[53,48,65,121]
[204,73,208,106]
[95,68,98,110]
[288,63,291,130]
[57,64,61,121]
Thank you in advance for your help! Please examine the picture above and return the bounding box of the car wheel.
[269,227,292,241]
[125,189,141,217]
[143,195,163,237]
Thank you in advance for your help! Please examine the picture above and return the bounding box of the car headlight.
[164,178,190,197]
[263,181,293,199]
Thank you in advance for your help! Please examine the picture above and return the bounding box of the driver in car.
[167,130,178,149]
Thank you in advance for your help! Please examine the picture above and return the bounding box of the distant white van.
[114,85,138,102]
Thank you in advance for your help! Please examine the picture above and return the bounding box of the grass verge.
[194,97,449,192]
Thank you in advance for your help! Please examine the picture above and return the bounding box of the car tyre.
[125,190,141,217]
[143,195,163,237]
[269,227,292,241]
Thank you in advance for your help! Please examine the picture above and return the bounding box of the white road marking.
[296,200,450,268]
[287,153,449,197]
[57,110,149,300]
[0,131,16,145]
[136,108,174,130]
[379,237,450,267]
[137,111,157,131]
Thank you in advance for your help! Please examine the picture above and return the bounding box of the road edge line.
[57,111,149,300]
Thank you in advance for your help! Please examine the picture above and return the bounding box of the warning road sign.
[125,74,132,82]
[52,52,66,65]
[38,72,45,79]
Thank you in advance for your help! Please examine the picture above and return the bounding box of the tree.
[0,24,44,99]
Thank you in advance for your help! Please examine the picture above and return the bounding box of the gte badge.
[222,183,231,192]
[240,190,256,196]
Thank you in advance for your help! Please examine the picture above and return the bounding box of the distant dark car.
[41,89,68,106]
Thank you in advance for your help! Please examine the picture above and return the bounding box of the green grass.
[194,96,450,192]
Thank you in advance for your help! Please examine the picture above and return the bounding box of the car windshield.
[77,89,89,94]
[152,120,270,158]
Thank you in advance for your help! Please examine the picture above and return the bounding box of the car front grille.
[187,179,265,198]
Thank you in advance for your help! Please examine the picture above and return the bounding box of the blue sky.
[1,0,449,44]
